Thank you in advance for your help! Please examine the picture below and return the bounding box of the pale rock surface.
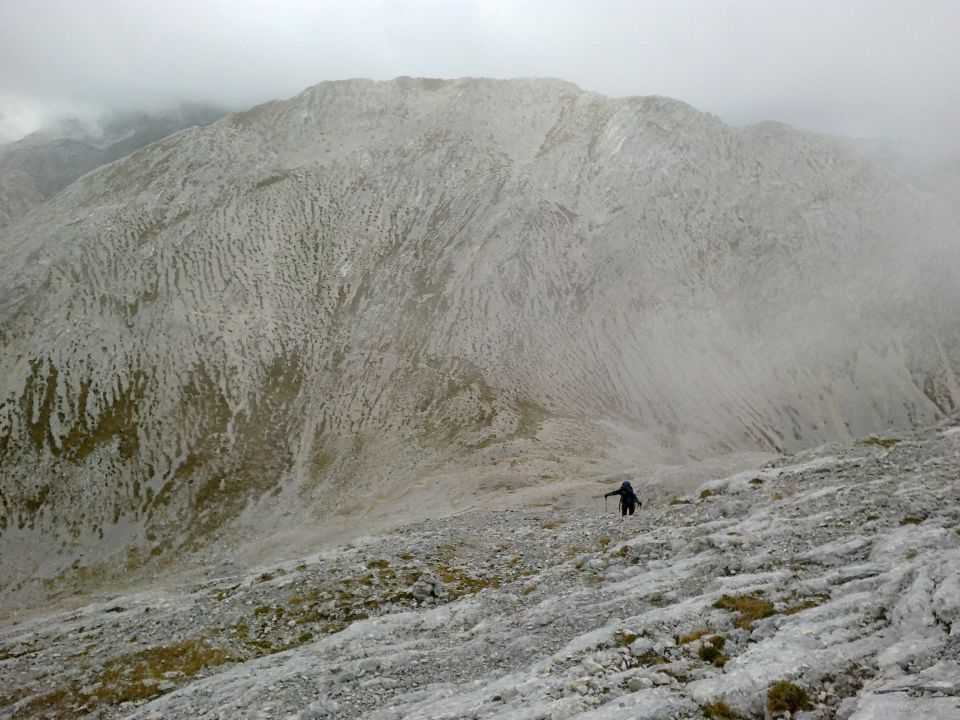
[1,420,958,719]
[0,167,42,229]
[0,78,958,615]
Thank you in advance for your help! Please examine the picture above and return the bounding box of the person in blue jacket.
[605,480,641,516]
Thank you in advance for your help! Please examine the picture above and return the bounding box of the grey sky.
[1,0,958,150]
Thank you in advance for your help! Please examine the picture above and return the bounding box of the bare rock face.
[0,104,226,200]
[0,77,958,603]
[0,167,43,229]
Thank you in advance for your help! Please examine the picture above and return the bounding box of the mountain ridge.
[0,104,226,229]
[1,77,958,606]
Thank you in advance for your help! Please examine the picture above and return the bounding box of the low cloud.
[1,0,958,151]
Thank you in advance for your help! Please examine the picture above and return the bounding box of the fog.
[1,0,959,151]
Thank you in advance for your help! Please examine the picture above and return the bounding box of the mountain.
[0,78,958,606]
[855,137,960,223]
[0,104,226,228]
[0,166,43,228]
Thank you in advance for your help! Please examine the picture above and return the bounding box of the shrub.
[767,681,812,714]
[698,643,727,667]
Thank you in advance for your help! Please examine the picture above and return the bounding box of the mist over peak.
[2,1,958,153]
[0,103,227,229]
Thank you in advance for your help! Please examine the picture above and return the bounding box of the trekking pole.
[603,495,607,514]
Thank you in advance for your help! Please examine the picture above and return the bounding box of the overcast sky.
[1,0,958,150]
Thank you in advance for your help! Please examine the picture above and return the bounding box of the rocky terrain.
[0,167,43,229]
[0,105,225,229]
[2,419,958,719]
[1,78,958,609]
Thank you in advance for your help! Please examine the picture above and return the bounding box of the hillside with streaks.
[0,77,958,606]
[0,104,226,231]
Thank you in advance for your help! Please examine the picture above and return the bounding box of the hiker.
[605,480,641,516]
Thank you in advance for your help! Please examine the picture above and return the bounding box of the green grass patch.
[698,643,728,667]
[713,594,775,630]
[678,628,710,645]
[92,639,235,706]
[702,699,744,719]
[767,681,812,713]
[858,437,900,449]
[633,651,668,666]
[433,564,502,596]
[14,688,73,717]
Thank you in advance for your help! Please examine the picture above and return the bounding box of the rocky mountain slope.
[0,167,43,229]
[1,78,958,607]
[2,420,958,719]
[856,139,960,223]
[0,105,225,229]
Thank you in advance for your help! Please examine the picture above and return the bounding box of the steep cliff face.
[1,78,957,602]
